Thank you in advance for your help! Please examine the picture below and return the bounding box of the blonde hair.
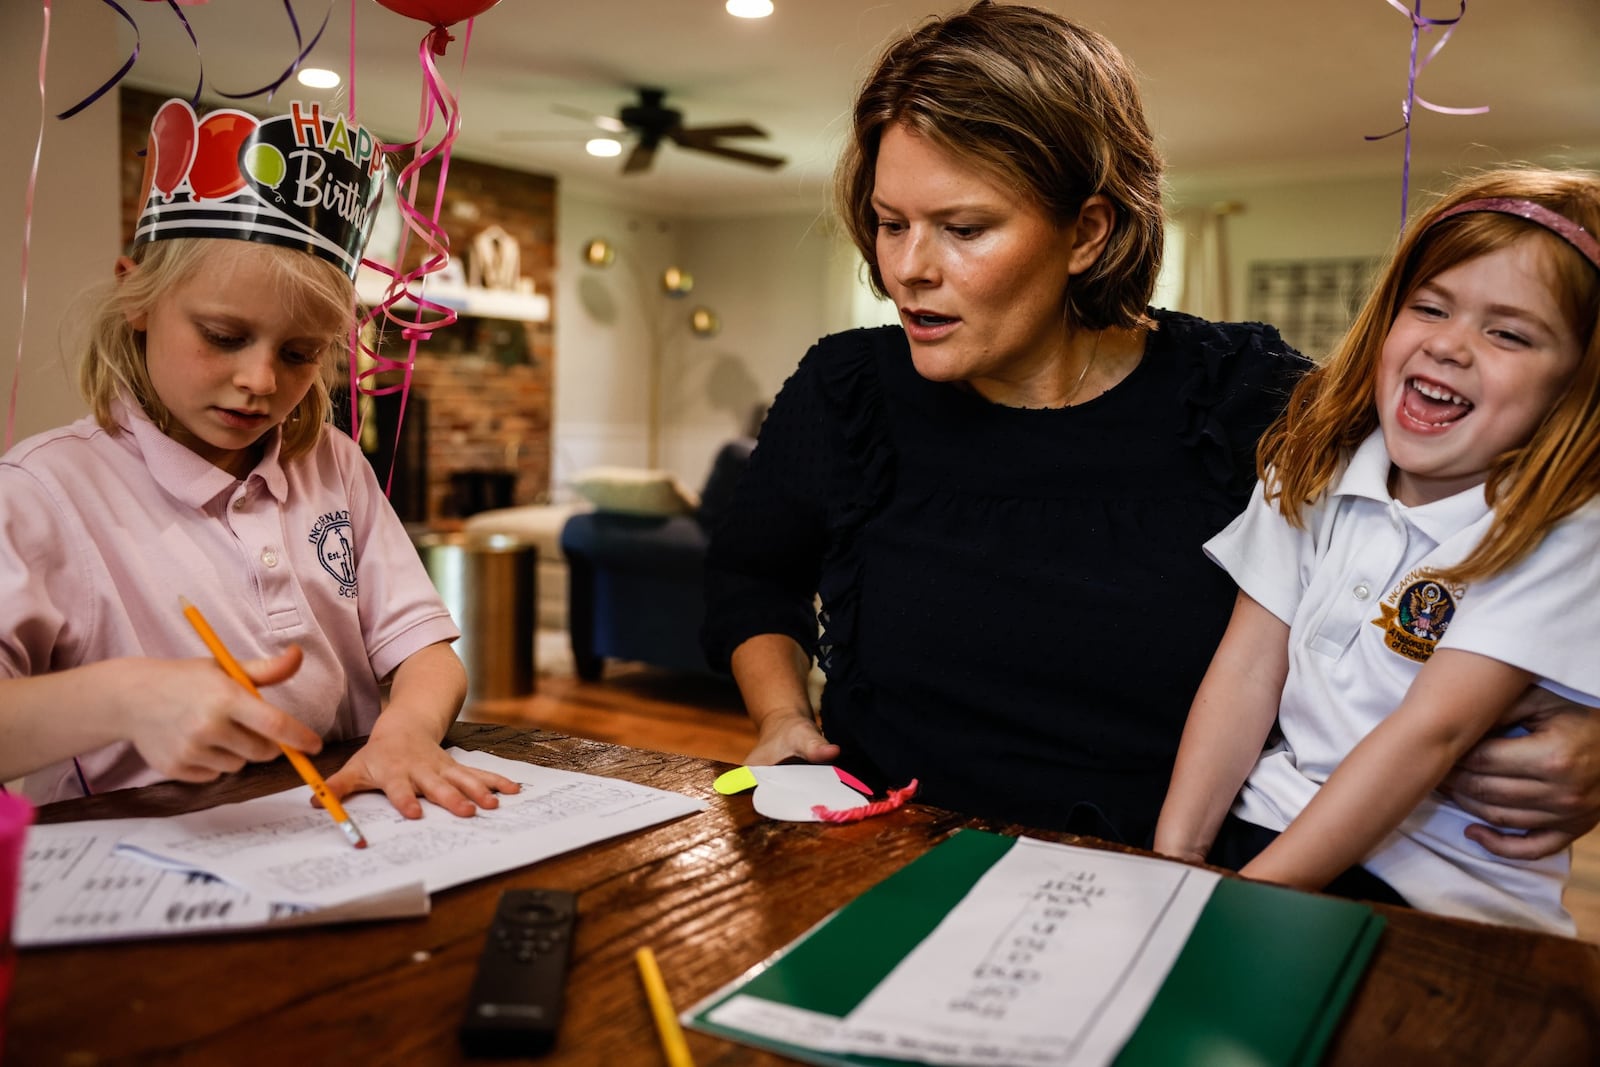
[835,1,1164,332]
[1260,167,1600,582]
[80,238,355,464]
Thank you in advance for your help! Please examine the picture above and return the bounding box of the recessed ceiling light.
[586,138,623,158]
[296,67,341,89]
[726,0,773,18]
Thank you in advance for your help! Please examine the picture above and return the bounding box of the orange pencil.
[179,596,368,849]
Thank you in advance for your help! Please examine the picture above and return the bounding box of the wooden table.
[10,723,1600,1065]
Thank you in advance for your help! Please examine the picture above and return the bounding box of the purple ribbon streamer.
[54,0,138,119]
[214,1,334,101]
[1365,0,1488,232]
[58,0,204,120]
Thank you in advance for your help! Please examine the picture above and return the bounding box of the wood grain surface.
[9,723,1599,1066]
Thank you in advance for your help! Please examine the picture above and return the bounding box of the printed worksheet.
[16,819,427,946]
[114,748,706,907]
[707,838,1219,1067]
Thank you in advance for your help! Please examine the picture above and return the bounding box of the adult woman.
[703,1,1599,854]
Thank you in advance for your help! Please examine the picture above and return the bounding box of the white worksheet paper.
[707,838,1220,1067]
[113,748,706,907]
[15,819,427,945]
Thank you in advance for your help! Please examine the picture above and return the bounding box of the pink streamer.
[347,0,358,120]
[8,1,52,452]
[811,779,920,824]
[349,19,475,494]
[1366,1,1488,231]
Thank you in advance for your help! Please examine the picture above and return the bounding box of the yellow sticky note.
[713,766,758,795]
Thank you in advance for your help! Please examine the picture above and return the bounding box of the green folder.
[688,829,1384,1067]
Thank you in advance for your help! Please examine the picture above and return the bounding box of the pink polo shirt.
[0,398,458,803]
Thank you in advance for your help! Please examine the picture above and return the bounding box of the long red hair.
[1259,167,1600,583]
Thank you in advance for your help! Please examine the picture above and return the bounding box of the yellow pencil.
[635,947,695,1067]
[179,596,368,849]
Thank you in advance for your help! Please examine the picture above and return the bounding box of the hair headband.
[1432,197,1600,274]
[132,99,387,280]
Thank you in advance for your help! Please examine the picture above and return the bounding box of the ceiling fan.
[504,87,786,175]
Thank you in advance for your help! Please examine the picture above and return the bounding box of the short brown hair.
[1260,166,1600,582]
[79,238,354,464]
[835,1,1165,331]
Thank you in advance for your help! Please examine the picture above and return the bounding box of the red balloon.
[189,111,258,201]
[371,0,500,27]
[148,99,197,201]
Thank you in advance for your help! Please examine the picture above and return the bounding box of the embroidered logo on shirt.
[308,510,357,598]
[1371,568,1462,662]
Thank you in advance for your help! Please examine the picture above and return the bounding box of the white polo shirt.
[1207,430,1600,935]
[0,398,458,803]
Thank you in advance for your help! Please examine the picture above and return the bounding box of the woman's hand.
[744,708,841,766]
[1442,687,1600,859]
[324,718,521,819]
[123,647,323,782]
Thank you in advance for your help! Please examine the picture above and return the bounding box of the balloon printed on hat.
[190,110,260,201]
[132,99,386,281]
[244,144,289,203]
[146,99,199,204]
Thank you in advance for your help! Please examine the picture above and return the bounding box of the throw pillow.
[570,467,700,516]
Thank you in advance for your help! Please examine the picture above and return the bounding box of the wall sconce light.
[688,307,721,337]
[659,266,693,297]
[578,238,722,468]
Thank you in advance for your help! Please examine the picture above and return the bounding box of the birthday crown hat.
[132,98,387,280]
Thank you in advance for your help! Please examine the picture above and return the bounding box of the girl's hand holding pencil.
[179,598,368,848]
[121,642,324,785]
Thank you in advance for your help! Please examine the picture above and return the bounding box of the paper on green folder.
[687,829,1383,1067]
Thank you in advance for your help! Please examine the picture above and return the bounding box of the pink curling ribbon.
[350,19,475,493]
[1365,0,1488,232]
[8,0,53,452]
[811,779,920,824]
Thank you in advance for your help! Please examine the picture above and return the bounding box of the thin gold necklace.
[1064,329,1102,405]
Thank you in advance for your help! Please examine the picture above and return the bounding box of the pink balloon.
[372,0,500,27]
[149,99,197,201]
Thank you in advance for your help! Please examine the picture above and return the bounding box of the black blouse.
[704,310,1308,844]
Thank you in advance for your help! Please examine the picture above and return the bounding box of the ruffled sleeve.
[1167,310,1311,504]
[810,329,896,677]
[701,328,894,672]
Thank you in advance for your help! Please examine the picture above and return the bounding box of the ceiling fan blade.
[552,102,627,134]
[674,139,786,170]
[622,140,658,174]
[675,123,769,141]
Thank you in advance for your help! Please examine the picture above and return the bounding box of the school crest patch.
[308,510,358,598]
[1371,569,1462,663]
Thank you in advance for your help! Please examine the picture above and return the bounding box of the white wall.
[0,1,120,448]
[1166,155,1600,329]
[665,211,847,481]
[552,194,846,493]
[550,194,682,493]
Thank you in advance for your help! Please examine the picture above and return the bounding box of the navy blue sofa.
[560,438,755,680]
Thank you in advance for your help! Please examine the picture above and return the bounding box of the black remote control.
[459,888,577,1057]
